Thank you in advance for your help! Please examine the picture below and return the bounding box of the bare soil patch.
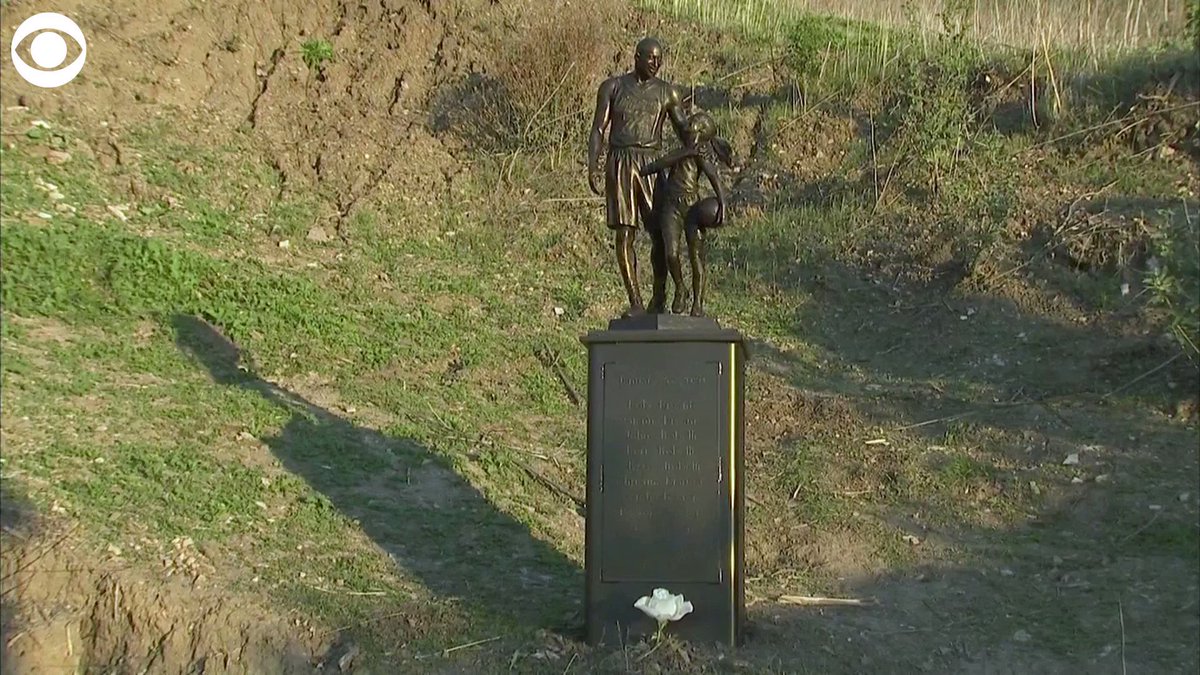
[1,521,333,675]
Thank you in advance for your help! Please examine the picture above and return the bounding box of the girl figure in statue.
[640,111,732,317]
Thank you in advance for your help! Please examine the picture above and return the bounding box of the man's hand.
[715,200,725,226]
[588,79,615,198]
[588,166,602,196]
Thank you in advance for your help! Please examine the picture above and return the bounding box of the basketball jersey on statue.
[608,75,674,150]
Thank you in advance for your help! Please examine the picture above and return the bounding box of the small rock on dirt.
[1013,630,1032,642]
[306,226,330,242]
[106,204,129,222]
[45,150,72,165]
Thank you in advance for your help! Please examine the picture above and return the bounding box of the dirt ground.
[2,0,555,232]
[0,500,338,674]
[1,0,1198,672]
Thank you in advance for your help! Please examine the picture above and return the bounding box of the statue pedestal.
[580,315,746,647]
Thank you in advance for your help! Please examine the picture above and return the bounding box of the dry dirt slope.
[2,0,576,228]
[1,514,335,675]
[2,0,1199,673]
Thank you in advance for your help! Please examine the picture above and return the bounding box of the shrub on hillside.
[492,3,621,150]
[1146,210,1200,358]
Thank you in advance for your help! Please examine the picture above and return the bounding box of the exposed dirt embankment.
[1,521,337,674]
[1,0,551,227]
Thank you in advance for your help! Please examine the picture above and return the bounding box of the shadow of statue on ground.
[170,314,583,637]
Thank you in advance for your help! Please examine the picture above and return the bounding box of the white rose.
[634,588,694,624]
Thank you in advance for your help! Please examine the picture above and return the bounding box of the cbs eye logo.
[10,13,88,88]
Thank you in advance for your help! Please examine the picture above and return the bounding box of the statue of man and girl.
[587,37,733,319]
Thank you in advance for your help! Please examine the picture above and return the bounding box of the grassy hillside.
[2,0,1198,672]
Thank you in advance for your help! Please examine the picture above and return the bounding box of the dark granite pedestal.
[580,315,747,647]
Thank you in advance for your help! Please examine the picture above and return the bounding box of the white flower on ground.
[634,588,694,624]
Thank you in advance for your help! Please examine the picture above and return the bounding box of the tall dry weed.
[493,1,623,149]
[642,0,1187,53]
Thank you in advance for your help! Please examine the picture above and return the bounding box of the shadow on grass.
[706,231,1200,671]
[1073,46,1200,114]
[170,314,583,640]
[428,72,522,154]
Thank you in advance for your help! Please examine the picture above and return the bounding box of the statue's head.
[634,37,663,80]
[686,111,734,167]
[685,111,717,146]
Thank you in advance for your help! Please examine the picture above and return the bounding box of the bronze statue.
[639,111,731,317]
[588,37,688,318]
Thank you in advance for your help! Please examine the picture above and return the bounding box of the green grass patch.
[301,39,335,71]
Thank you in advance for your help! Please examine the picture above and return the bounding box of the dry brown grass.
[643,0,1188,52]
[430,0,623,152]
[806,0,1183,50]
[492,1,624,148]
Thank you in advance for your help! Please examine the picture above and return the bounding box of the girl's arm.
[699,156,727,224]
[639,145,701,176]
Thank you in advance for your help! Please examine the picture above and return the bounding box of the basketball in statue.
[689,196,725,230]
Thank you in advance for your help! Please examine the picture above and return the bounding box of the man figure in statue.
[588,37,688,317]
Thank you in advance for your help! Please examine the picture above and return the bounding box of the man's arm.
[664,83,689,143]
[699,156,727,225]
[587,78,616,196]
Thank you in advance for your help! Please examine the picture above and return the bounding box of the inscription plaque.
[600,362,722,583]
[581,315,746,647]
